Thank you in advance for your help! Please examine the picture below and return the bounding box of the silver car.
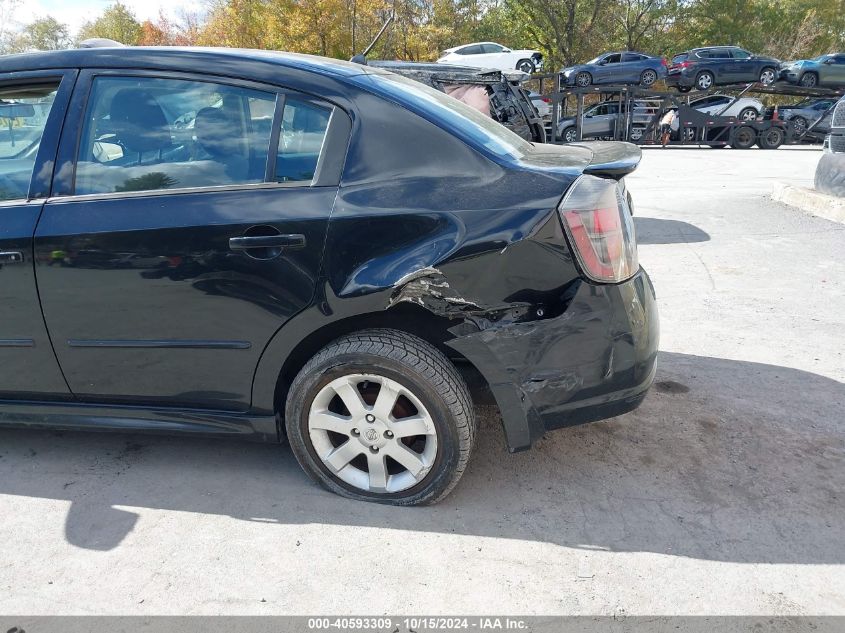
[779,98,837,137]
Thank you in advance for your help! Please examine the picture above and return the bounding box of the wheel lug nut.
[370,446,379,453]
[365,414,375,423]
[351,428,359,436]
[384,430,394,439]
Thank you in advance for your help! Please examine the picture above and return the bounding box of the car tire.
[516,59,535,74]
[759,67,777,85]
[757,126,785,150]
[799,72,818,88]
[284,329,475,506]
[695,71,714,91]
[561,126,578,143]
[575,71,592,87]
[791,115,808,136]
[738,107,758,122]
[640,69,658,87]
[731,125,757,149]
[676,85,692,93]
[629,126,645,142]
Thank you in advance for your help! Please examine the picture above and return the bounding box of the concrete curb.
[772,182,845,224]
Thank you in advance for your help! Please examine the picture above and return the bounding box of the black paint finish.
[0,47,657,450]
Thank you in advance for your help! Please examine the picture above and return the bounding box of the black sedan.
[0,47,657,505]
[667,46,781,91]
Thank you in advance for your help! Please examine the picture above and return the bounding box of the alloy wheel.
[696,72,713,90]
[641,70,657,86]
[791,116,808,135]
[307,374,438,494]
[576,72,591,87]
[739,108,758,121]
[563,127,577,143]
[800,73,817,88]
[517,60,534,74]
[760,68,776,85]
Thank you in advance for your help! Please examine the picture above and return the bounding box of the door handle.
[228,234,306,251]
[0,251,24,264]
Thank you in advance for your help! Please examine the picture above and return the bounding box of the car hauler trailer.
[532,74,842,149]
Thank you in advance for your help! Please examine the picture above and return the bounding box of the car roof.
[370,60,501,78]
[692,45,743,51]
[0,46,391,78]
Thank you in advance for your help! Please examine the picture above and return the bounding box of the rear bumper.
[665,72,694,88]
[447,269,659,452]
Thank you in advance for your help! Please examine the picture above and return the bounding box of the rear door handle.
[0,251,24,264]
[228,234,306,251]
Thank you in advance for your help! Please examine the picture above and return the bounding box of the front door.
[34,70,345,412]
[0,71,76,401]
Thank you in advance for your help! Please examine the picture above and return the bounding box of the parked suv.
[780,53,845,88]
[0,47,657,505]
[667,46,781,91]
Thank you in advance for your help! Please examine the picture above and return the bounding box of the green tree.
[78,1,143,46]
[9,16,71,51]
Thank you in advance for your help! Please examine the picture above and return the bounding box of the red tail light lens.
[558,176,638,283]
[661,58,668,67]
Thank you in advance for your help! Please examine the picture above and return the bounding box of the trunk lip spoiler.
[572,141,642,179]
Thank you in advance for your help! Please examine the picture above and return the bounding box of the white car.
[438,42,543,74]
[689,94,763,121]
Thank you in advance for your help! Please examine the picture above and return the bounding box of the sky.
[15,0,205,35]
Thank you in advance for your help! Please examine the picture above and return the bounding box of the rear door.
[34,69,348,412]
[620,53,645,82]
[0,70,76,401]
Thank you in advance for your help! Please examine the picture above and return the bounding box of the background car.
[529,91,551,118]
[437,42,543,74]
[369,60,545,142]
[667,46,781,91]
[778,97,837,137]
[689,94,763,120]
[554,99,653,143]
[780,53,845,88]
[561,51,667,87]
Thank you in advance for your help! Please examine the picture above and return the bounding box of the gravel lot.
[1,145,843,616]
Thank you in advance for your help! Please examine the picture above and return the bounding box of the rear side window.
[457,45,483,55]
[622,53,645,62]
[75,76,276,195]
[0,83,58,201]
[275,97,330,183]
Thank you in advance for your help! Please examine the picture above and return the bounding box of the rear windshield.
[671,53,689,64]
[358,71,533,160]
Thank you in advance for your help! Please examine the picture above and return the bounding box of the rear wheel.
[757,126,785,149]
[575,71,592,87]
[640,69,658,86]
[695,71,714,91]
[759,67,777,85]
[285,329,475,506]
[731,125,757,149]
[799,72,818,88]
[629,126,645,142]
[738,107,758,122]
[516,59,535,74]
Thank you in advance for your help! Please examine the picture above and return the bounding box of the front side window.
[604,54,622,64]
[481,44,504,54]
[75,76,276,195]
[275,97,330,183]
[731,49,752,59]
[0,83,58,201]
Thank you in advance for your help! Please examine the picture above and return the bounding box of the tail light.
[661,58,668,67]
[541,96,551,103]
[558,175,638,283]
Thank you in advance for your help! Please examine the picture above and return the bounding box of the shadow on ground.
[634,217,710,244]
[0,352,842,563]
